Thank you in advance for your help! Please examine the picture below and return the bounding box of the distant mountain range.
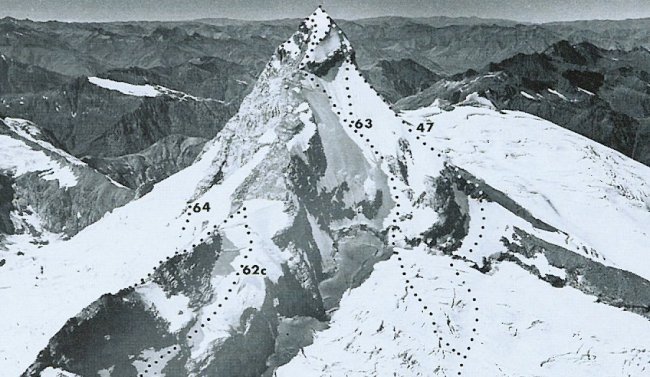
[397,40,650,166]
[0,14,649,244]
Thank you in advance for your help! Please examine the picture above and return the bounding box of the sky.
[1,0,650,23]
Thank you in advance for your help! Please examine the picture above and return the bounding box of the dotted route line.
[137,205,252,376]
[299,53,484,375]
[138,10,485,372]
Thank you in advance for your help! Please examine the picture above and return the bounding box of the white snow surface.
[2,8,650,377]
[137,284,193,333]
[88,77,219,102]
[3,118,83,164]
[401,102,650,281]
[578,87,595,96]
[132,345,179,377]
[88,77,161,97]
[458,91,496,109]
[548,88,569,101]
[521,91,537,100]
[0,118,79,187]
[40,367,81,377]
[277,246,650,377]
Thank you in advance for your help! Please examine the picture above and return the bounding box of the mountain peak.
[273,7,355,75]
[304,6,331,33]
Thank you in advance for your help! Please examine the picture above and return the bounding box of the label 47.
[416,121,434,132]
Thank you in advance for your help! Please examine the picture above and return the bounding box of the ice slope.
[3,6,650,377]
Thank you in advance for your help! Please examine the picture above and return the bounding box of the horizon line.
[2,13,650,25]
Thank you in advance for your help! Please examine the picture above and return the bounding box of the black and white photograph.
[0,1,649,376]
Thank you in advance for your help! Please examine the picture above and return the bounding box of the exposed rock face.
[12,168,134,237]
[31,291,175,376]
[500,227,650,318]
[0,174,15,236]
[0,118,134,241]
[0,54,69,95]
[397,40,650,166]
[440,166,650,319]
[84,134,207,190]
[1,77,236,158]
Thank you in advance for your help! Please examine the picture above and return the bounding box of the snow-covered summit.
[273,6,354,73]
[194,6,409,199]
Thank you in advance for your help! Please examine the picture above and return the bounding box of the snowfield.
[402,102,650,282]
[1,7,649,377]
[88,77,162,97]
[277,246,650,377]
[0,118,79,187]
[88,77,224,102]
[0,121,284,374]
[0,135,78,187]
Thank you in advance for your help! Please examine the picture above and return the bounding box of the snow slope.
[0,118,80,188]
[0,137,270,374]
[277,246,650,377]
[2,7,649,377]
[402,102,650,281]
[276,93,650,376]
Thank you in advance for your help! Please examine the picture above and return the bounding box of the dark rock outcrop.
[84,134,207,190]
[0,118,135,239]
